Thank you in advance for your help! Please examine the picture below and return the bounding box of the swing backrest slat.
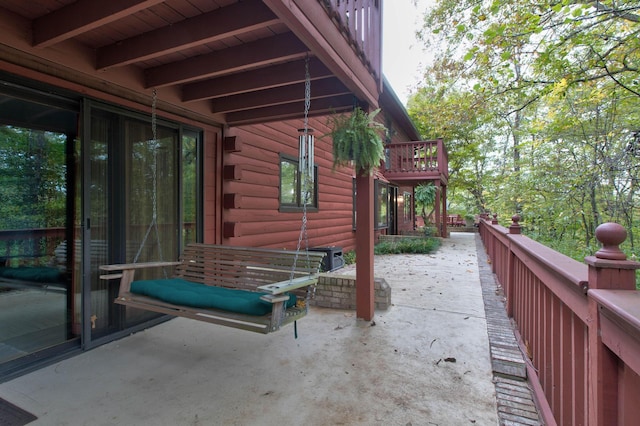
[174,243,326,292]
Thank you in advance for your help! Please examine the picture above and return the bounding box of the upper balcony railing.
[382,139,449,184]
[479,216,640,426]
[322,0,382,80]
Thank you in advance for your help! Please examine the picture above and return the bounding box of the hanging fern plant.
[326,107,387,175]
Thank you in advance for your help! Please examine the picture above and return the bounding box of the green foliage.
[374,237,441,255]
[410,0,640,261]
[0,127,67,230]
[326,107,387,175]
[415,183,436,205]
[342,250,356,265]
[414,183,437,224]
[421,226,437,237]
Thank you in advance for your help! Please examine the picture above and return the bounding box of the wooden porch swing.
[100,59,323,334]
[100,244,325,334]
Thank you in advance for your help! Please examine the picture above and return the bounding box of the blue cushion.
[130,278,296,316]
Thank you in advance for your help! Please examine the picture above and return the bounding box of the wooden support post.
[441,184,448,238]
[506,215,521,317]
[585,223,640,426]
[355,172,374,321]
[434,183,441,236]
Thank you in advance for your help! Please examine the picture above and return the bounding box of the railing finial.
[594,222,627,260]
[509,215,521,234]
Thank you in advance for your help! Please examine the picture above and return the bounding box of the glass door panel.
[182,131,198,246]
[86,104,194,337]
[88,110,115,338]
[123,118,178,327]
[0,124,78,364]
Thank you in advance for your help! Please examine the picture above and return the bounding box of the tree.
[0,126,67,230]
[421,0,640,103]
[407,63,498,215]
[414,183,437,225]
[409,0,640,260]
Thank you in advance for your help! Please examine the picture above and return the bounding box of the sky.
[382,0,434,105]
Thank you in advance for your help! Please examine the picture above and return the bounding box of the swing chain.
[289,55,315,314]
[301,55,313,278]
[151,88,158,226]
[133,88,165,277]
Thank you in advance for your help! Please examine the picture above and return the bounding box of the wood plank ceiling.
[0,0,367,126]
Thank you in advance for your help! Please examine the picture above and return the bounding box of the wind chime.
[289,55,315,308]
[298,55,314,188]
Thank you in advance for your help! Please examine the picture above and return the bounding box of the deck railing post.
[585,222,639,291]
[584,223,640,426]
[508,214,521,235]
[505,215,522,316]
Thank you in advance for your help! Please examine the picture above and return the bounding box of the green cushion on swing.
[130,278,297,316]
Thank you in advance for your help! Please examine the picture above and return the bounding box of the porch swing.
[99,59,325,334]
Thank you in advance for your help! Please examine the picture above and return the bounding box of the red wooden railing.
[479,215,640,426]
[383,139,448,178]
[322,0,382,79]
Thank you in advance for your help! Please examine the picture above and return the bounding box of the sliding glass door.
[0,78,202,375]
[86,103,199,339]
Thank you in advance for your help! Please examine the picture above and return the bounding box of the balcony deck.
[0,233,540,425]
[383,139,449,186]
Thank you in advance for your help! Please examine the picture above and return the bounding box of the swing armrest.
[259,294,290,304]
[100,261,181,272]
[257,274,319,295]
[99,261,181,295]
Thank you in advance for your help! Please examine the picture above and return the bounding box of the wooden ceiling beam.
[210,77,349,113]
[182,57,332,102]
[96,0,279,70]
[145,32,309,88]
[33,0,164,48]
[225,94,354,126]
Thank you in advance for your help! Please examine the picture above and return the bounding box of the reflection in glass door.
[87,109,112,339]
[0,124,79,365]
[87,106,182,337]
[123,117,178,327]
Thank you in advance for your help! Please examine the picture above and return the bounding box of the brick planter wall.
[310,274,391,310]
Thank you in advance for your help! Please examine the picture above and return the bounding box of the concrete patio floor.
[1,233,509,425]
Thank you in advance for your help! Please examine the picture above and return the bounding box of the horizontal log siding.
[479,218,640,426]
[223,117,356,251]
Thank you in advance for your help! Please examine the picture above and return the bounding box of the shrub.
[374,237,440,255]
[420,226,437,237]
[342,250,356,265]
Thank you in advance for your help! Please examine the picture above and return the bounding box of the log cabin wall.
[203,127,223,245]
[223,116,357,252]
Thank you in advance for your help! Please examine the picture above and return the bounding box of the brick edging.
[475,234,543,425]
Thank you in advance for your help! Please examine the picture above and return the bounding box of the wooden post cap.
[595,222,627,260]
[509,214,521,234]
